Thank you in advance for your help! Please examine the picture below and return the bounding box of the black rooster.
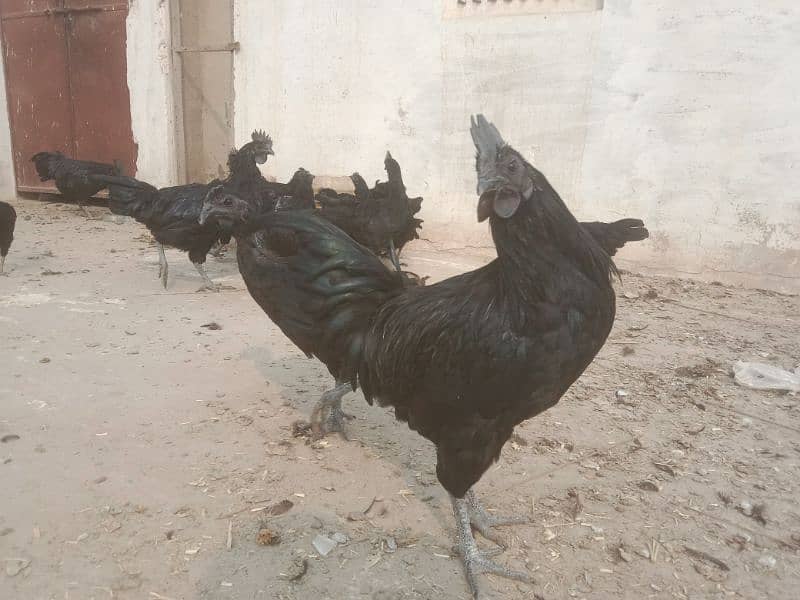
[199,114,637,597]
[0,201,16,274]
[31,151,122,218]
[91,131,275,290]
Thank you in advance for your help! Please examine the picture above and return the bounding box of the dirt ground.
[1,197,799,600]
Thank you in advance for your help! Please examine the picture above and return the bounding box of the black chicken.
[91,131,276,290]
[200,114,637,598]
[314,152,423,270]
[0,201,16,275]
[215,129,276,214]
[31,151,122,218]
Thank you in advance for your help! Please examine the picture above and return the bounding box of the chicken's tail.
[581,219,649,257]
[88,174,159,220]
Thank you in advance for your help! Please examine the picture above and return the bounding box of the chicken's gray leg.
[452,492,533,599]
[78,201,93,219]
[193,262,218,292]
[309,381,353,439]
[388,238,402,273]
[0,255,6,275]
[157,243,169,289]
[465,489,530,547]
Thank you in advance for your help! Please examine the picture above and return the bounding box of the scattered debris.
[617,545,633,563]
[331,532,349,545]
[0,434,20,443]
[282,555,308,581]
[312,534,337,556]
[684,546,730,571]
[615,389,636,407]
[566,489,583,521]
[637,480,661,492]
[675,358,721,379]
[621,345,636,356]
[94,476,107,484]
[717,491,733,507]
[737,501,767,526]
[382,536,398,553]
[39,357,51,364]
[226,520,232,550]
[200,322,222,331]
[256,527,280,546]
[0,528,13,536]
[757,555,777,570]
[267,500,294,516]
[733,361,800,392]
[652,462,677,477]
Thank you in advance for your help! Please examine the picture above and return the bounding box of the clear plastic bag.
[732,361,800,393]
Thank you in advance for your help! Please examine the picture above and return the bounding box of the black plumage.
[31,151,121,218]
[314,152,423,268]
[580,218,649,256]
[199,115,634,598]
[0,201,16,274]
[91,130,276,290]
[91,174,225,290]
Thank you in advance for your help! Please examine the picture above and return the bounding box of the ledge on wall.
[444,0,604,20]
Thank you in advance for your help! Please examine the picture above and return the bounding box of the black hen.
[31,151,121,218]
[91,132,278,289]
[200,115,630,598]
[314,152,423,269]
[91,175,224,290]
[0,201,16,274]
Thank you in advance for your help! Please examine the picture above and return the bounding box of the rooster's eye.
[223,197,233,207]
[507,161,517,172]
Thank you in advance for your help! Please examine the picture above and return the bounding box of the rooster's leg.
[157,243,169,289]
[451,492,533,599]
[77,198,93,219]
[465,489,530,547]
[193,262,219,292]
[388,239,402,273]
[309,381,353,439]
[0,255,5,275]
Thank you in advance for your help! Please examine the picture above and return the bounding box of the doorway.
[0,0,138,192]
[171,0,236,184]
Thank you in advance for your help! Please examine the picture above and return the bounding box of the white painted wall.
[0,51,15,201]
[232,0,800,292]
[126,0,178,186]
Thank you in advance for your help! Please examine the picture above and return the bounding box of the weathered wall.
[0,51,15,201]
[233,0,800,292]
[576,1,800,291]
[126,0,178,186]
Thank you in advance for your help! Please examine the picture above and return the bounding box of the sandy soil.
[1,197,799,600]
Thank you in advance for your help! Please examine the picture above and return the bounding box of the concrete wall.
[232,0,800,292]
[0,51,15,201]
[126,0,178,186]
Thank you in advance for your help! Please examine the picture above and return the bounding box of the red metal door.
[65,1,136,176]
[0,0,137,192]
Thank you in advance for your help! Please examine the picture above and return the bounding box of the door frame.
[168,0,236,185]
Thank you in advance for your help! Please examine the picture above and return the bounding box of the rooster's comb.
[251,129,272,145]
[470,114,505,158]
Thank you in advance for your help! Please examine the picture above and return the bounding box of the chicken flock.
[2,116,649,599]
